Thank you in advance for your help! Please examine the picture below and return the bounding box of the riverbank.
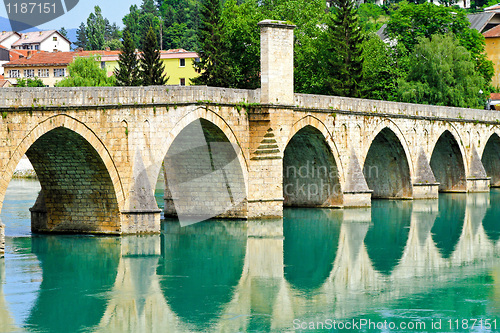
[12,156,37,179]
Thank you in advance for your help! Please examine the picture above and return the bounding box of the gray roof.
[376,24,388,40]
[468,12,495,31]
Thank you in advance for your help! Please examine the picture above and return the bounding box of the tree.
[123,5,142,48]
[386,2,493,88]
[325,0,364,97]
[56,56,115,87]
[75,23,87,49]
[360,33,398,100]
[59,27,68,39]
[115,30,141,86]
[16,77,44,87]
[192,0,232,87]
[358,3,386,32]
[398,34,485,108]
[221,0,263,89]
[86,6,106,50]
[140,26,167,85]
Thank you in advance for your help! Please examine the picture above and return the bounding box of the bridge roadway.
[0,20,500,234]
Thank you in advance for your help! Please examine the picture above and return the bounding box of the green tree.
[398,34,485,108]
[221,0,263,89]
[123,5,142,48]
[56,56,115,87]
[385,1,493,85]
[59,27,68,39]
[115,30,141,86]
[140,26,167,85]
[192,0,232,87]
[16,77,45,87]
[103,39,123,50]
[75,23,87,49]
[86,6,106,50]
[325,0,364,97]
[360,33,397,100]
[358,3,387,32]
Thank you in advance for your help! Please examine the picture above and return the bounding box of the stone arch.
[156,107,248,186]
[0,114,123,233]
[481,133,500,187]
[363,126,413,199]
[283,117,344,207]
[430,130,467,192]
[160,108,248,221]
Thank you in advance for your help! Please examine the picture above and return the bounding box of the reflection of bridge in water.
[1,193,500,332]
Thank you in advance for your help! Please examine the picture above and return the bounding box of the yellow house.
[3,49,200,87]
[484,25,500,87]
[101,49,200,86]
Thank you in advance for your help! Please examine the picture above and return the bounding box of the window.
[24,69,35,78]
[101,61,106,69]
[54,68,66,77]
[34,44,39,50]
[180,78,186,86]
[179,58,185,67]
[53,36,57,41]
[38,69,49,77]
[8,70,19,78]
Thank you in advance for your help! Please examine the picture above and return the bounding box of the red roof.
[490,93,500,100]
[3,50,121,67]
[483,24,500,37]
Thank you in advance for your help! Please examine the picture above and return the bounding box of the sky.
[0,0,142,30]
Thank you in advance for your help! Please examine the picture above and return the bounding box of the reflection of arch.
[431,194,466,258]
[283,209,341,291]
[430,130,467,192]
[0,115,124,212]
[364,201,412,275]
[283,121,343,207]
[482,133,500,187]
[363,127,413,199]
[157,222,246,330]
[27,236,120,332]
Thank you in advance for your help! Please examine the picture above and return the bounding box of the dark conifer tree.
[140,26,167,85]
[192,0,232,87]
[326,0,364,97]
[115,30,141,86]
[75,22,87,50]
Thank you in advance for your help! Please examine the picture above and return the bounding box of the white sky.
[0,0,142,30]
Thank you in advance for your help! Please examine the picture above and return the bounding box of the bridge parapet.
[0,86,260,110]
[294,93,500,124]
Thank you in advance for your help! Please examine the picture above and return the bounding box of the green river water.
[1,179,500,332]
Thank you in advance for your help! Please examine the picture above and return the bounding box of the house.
[3,48,200,87]
[4,51,75,86]
[0,31,21,49]
[483,25,500,87]
[99,48,200,86]
[11,30,71,52]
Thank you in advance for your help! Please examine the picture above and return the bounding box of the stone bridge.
[1,21,500,235]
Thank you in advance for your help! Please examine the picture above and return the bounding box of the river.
[1,179,500,332]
